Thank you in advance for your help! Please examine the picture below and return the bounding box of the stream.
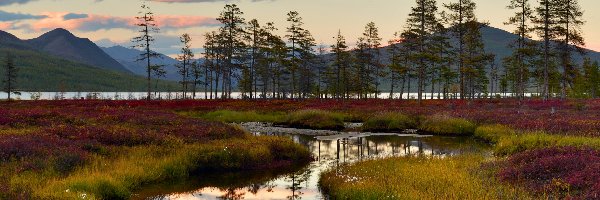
[133,123,490,200]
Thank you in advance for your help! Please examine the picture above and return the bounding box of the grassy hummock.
[361,112,417,132]
[281,109,347,130]
[419,114,477,135]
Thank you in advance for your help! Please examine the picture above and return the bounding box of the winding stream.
[133,123,490,200]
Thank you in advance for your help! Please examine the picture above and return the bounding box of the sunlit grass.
[475,124,600,156]
[22,136,310,199]
[419,114,476,135]
[283,109,347,130]
[361,112,417,132]
[319,154,532,200]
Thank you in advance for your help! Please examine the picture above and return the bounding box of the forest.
[124,0,600,102]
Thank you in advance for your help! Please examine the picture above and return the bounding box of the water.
[133,123,490,200]
[0,91,538,100]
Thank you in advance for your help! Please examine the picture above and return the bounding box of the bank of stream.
[133,123,491,200]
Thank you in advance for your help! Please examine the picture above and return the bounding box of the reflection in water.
[134,126,489,200]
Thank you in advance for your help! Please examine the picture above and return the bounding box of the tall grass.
[419,114,476,135]
[282,110,346,130]
[362,112,417,132]
[475,125,600,156]
[319,155,532,199]
[25,136,311,199]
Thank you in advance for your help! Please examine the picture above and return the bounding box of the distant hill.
[0,48,178,92]
[24,28,130,72]
[101,46,182,81]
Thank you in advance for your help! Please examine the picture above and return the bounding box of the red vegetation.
[499,147,600,199]
[4,99,600,136]
[0,101,245,175]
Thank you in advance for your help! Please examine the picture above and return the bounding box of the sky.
[2,0,600,57]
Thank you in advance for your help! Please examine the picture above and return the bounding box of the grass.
[419,114,477,135]
[475,124,600,156]
[17,136,311,199]
[361,112,417,132]
[185,110,286,123]
[281,109,347,130]
[319,154,532,200]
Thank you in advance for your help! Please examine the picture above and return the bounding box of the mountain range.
[101,46,183,81]
[0,29,178,91]
[0,28,129,73]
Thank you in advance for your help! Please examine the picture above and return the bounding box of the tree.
[577,58,599,98]
[533,0,561,99]
[505,0,535,99]
[555,0,585,99]
[444,0,476,99]
[286,11,305,99]
[217,4,247,99]
[405,0,440,103]
[3,53,19,101]
[362,22,383,99]
[176,33,194,99]
[330,30,351,99]
[132,1,161,100]
[190,61,203,99]
[245,19,264,99]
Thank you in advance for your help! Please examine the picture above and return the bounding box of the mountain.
[24,28,129,73]
[0,47,178,92]
[101,46,182,81]
[0,30,32,50]
[479,26,600,65]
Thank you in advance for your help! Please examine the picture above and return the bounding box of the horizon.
[2,0,600,57]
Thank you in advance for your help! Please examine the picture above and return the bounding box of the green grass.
[362,112,417,132]
[419,114,477,135]
[10,135,310,199]
[319,154,532,200]
[475,124,600,156]
[282,109,347,130]
[185,110,286,123]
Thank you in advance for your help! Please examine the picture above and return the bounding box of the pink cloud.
[28,12,217,32]
[0,22,14,29]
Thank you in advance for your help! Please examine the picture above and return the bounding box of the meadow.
[3,99,600,199]
[0,101,311,199]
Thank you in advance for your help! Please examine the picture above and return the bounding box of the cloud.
[0,22,14,29]
[63,13,89,20]
[0,0,37,6]
[0,10,46,21]
[148,0,274,3]
[28,12,218,32]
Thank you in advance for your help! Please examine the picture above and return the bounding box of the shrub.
[282,110,346,130]
[362,112,417,132]
[499,147,600,199]
[419,115,476,135]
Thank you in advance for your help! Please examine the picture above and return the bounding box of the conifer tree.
[132,1,161,100]
[176,33,194,99]
[3,53,19,101]
[505,0,535,99]
[217,4,247,99]
[444,0,476,99]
